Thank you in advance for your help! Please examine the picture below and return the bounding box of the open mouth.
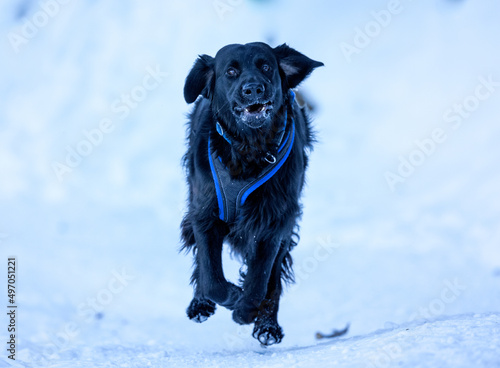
[234,101,274,126]
[245,102,271,114]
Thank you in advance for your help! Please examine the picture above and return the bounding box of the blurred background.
[1,0,499,364]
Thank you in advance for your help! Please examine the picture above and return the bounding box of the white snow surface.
[1,0,500,367]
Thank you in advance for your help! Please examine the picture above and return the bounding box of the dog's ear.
[184,54,215,104]
[273,44,324,89]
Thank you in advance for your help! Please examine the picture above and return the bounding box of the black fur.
[180,42,323,345]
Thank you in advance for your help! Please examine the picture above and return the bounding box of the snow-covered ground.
[1,0,500,367]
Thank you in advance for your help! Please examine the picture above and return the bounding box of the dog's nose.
[242,83,265,99]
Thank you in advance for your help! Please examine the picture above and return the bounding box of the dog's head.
[184,42,323,130]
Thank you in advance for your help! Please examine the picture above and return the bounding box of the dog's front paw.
[253,320,283,346]
[186,298,216,323]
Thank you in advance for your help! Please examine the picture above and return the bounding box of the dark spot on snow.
[95,312,104,320]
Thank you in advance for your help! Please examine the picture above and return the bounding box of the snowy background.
[1,0,500,367]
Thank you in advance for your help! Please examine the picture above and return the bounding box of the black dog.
[181,42,323,345]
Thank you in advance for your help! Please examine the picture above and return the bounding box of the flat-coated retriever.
[181,42,323,345]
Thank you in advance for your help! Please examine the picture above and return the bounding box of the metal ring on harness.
[265,152,277,164]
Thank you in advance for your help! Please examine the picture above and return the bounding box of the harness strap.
[215,121,233,145]
[208,119,295,223]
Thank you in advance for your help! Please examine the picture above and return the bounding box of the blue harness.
[208,92,296,223]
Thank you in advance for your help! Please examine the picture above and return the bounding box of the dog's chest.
[208,121,295,223]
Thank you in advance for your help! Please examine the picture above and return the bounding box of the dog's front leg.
[191,222,242,310]
[232,237,281,325]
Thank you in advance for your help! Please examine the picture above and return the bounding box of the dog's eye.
[261,64,271,72]
[226,67,238,77]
